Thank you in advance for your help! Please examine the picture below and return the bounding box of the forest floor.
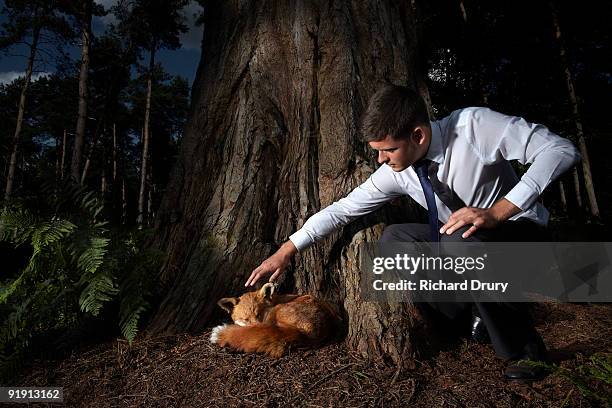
[13,302,612,408]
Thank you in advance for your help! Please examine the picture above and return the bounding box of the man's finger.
[440,220,455,234]
[269,268,282,282]
[441,207,468,233]
[440,217,459,233]
[245,265,263,287]
[442,217,463,234]
[250,271,266,287]
[445,218,471,235]
[462,224,479,239]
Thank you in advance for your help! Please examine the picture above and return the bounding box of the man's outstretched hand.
[245,241,298,287]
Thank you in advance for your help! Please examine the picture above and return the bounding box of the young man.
[245,84,581,379]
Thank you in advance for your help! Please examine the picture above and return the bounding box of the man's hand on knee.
[440,207,500,239]
[441,199,522,239]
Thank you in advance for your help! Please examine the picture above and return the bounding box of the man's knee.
[379,224,405,243]
[440,225,487,243]
[379,223,429,243]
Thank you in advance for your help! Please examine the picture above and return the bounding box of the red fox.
[210,283,340,357]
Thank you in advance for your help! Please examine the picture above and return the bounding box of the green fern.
[77,237,110,275]
[0,274,25,305]
[0,184,163,383]
[119,298,147,344]
[79,271,119,316]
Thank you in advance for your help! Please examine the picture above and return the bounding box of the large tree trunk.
[148,0,423,365]
[71,0,92,183]
[4,25,40,200]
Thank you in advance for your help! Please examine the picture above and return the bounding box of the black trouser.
[379,220,547,359]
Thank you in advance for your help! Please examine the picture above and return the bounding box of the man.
[245,84,581,380]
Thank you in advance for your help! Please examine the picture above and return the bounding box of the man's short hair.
[360,84,430,142]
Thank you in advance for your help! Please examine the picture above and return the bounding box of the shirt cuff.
[504,180,539,211]
[289,230,314,252]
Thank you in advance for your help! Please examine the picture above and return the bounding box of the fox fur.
[210,283,339,358]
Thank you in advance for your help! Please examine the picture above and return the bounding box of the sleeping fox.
[210,283,340,357]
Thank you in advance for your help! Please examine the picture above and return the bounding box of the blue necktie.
[414,159,440,242]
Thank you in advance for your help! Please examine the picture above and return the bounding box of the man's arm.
[440,107,580,238]
[245,165,402,286]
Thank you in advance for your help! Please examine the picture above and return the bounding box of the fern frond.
[0,274,25,305]
[31,219,76,256]
[77,237,110,275]
[78,271,118,316]
[80,191,104,220]
[0,207,38,245]
[119,300,147,344]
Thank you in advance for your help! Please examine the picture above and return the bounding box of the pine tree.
[0,0,73,199]
[113,0,188,225]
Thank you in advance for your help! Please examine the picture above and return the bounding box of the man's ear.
[412,125,431,145]
[258,282,276,300]
[217,297,238,314]
[412,127,425,144]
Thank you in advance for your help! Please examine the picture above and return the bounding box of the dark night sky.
[0,0,203,86]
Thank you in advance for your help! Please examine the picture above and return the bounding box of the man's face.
[368,126,431,172]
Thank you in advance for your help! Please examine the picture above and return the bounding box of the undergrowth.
[0,181,163,383]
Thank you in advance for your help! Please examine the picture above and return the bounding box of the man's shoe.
[504,359,547,380]
[504,341,549,380]
[470,306,490,344]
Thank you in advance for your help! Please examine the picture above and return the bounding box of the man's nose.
[377,151,387,164]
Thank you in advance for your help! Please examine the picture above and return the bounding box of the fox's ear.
[258,282,276,300]
[217,297,238,314]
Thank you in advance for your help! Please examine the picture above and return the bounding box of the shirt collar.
[423,120,444,164]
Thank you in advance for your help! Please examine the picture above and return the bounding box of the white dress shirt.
[289,107,581,252]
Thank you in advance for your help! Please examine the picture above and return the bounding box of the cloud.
[94,0,116,7]
[93,0,119,26]
[91,0,203,51]
[180,2,204,50]
[0,71,51,85]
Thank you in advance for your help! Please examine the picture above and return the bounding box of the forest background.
[0,0,610,391]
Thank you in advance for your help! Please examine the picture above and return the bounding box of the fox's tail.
[210,323,304,358]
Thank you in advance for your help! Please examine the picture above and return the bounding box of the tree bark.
[459,0,468,23]
[71,0,92,183]
[137,48,156,225]
[4,24,40,200]
[55,134,61,180]
[558,181,567,213]
[101,165,107,194]
[148,0,424,366]
[112,123,117,182]
[121,177,127,225]
[80,120,103,184]
[550,2,599,217]
[573,167,582,209]
[60,128,67,179]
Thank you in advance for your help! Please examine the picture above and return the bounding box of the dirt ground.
[13,302,612,407]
